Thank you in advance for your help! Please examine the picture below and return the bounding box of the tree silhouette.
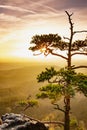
[29,11,87,130]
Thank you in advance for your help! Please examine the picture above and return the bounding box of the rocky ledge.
[0,113,48,130]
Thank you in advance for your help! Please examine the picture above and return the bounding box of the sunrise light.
[0,0,87,62]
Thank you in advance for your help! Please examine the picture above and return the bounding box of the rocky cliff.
[0,113,48,130]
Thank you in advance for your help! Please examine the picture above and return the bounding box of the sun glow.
[0,13,87,62]
[40,47,47,52]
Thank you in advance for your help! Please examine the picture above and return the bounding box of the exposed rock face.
[0,113,48,130]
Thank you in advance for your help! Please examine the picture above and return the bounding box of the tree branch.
[65,11,74,28]
[71,52,87,56]
[53,103,65,113]
[65,11,73,18]
[22,114,64,126]
[74,30,87,34]
[65,11,74,68]
[22,104,31,112]
[42,121,64,126]
[51,51,68,60]
[63,36,70,41]
[72,65,87,69]
[22,114,41,122]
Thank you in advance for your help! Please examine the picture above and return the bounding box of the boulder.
[0,113,48,130]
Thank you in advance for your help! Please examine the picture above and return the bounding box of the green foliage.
[70,117,78,128]
[58,68,76,83]
[36,84,62,101]
[74,73,87,96]
[30,34,61,44]
[36,67,87,102]
[19,100,27,106]
[37,67,58,82]
[36,93,48,99]
[18,99,38,108]
[72,40,87,51]
[29,34,87,54]
[29,34,68,52]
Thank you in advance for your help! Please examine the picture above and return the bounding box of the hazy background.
[0,0,87,129]
[0,60,87,127]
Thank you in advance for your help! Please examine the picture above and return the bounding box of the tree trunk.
[64,97,70,130]
[64,11,73,130]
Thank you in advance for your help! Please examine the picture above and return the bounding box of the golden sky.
[0,0,87,62]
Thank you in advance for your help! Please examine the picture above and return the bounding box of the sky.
[0,0,87,62]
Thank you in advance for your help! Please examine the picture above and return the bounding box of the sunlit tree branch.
[51,51,68,60]
[71,52,87,56]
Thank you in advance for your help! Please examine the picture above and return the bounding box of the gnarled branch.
[53,103,65,113]
[22,114,64,126]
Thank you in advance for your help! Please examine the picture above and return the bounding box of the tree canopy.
[36,68,87,102]
[29,11,87,130]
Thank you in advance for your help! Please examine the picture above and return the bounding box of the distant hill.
[0,61,59,115]
[0,61,87,127]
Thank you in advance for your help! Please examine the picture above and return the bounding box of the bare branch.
[42,121,64,126]
[51,51,68,60]
[22,114,41,122]
[74,30,87,34]
[65,11,74,68]
[22,104,31,112]
[65,11,74,28]
[72,65,87,69]
[71,52,87,56]
[65,11,73,18]
[53,103,65,113]
[33,48,68,60]
[63,36,70,41]
[22,114,64,126]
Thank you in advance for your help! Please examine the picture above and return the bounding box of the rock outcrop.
[0,113,48,130]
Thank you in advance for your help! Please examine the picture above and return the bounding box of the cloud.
[46,0,87,10]
[27,0,59,13]
[0,5,36,14]
[0,13,21,22]
[0,0,87,15]
[0,0,87,60]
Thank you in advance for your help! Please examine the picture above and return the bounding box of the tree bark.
[64,11,73,130]
[64,96,70,130]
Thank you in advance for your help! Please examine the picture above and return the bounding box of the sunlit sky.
[0,0,87,62]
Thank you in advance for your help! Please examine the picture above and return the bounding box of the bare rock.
[0,113,48,130]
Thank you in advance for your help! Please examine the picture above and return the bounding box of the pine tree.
[29,11,87,130]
